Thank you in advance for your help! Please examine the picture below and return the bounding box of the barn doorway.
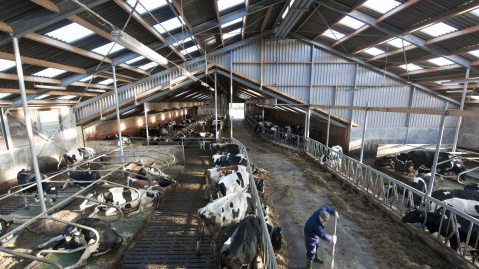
[230,103,245,120]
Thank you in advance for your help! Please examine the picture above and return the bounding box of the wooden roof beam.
[431,84,479,90]
[30,0,60,13]
[0,88,97,97]
[384,54,437,69]
[365,44,417,62]
[95,73,133,83]
[242,0,250,40]
[0,51,85,74]
[425,25,479,45]
[350,36,395,55]
[261,6,273,33]
[294,4,321,33]
[401,0,479,35]
[331,25,369,47]
[171,0,205,55]
[0,21,12,33]
[0,72,113,90]
[397,64,462,76]
[376,0,421,23]
[213,0,225,48]
[413,73,479,83]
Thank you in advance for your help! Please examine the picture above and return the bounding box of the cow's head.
[143,189,160,208]
[267,224,282,250]
[401,207,425,224]
[64,226,88,248]
[256,178,264,193]
[0,219,13,237]
[46,185,59,204]
[63,154,77,165]
[79,193,99,211]
[246,196,255,215]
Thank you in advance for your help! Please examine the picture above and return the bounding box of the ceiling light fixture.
[111,30,168,66]
[35,85,67,90]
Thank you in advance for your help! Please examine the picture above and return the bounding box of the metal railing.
[231,137,279,269]
[247,116,479,267]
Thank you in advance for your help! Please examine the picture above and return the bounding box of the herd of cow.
[253,120,304,146]
[1,146,177,269]
[197,143,283,268]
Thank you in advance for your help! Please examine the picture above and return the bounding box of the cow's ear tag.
[420,213,423,217]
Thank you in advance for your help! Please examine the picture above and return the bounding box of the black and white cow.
[62,170,101,189]
[211,143,240,155]
[464,183,479,191]
[17,169,58,210]
[136,167,177,187]
[36,218,123,269]
[79,187,159,217]
[64,147,96,166]
[217,171,251,198]
[408,150,467,180]
[253,122,263,134]
[430,189,479,216]
[196,192,255,256]
[402,207,479,251]
[205,165,248,201]
[320,145,343,168]
[212,153,247,168]
[387,173,437,207]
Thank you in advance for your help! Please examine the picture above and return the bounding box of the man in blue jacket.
[304,205,338,268]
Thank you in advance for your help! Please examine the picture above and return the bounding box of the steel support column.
[453,68,470,152]
[144,103,149,146]
[426,102,448,197]
[405,87,416,144]
[230,51,233,138]
[215,72,218,143]
[326,103,331,148]
[13,37,49,230]
[359,101,369,163]
[112,65,125,170]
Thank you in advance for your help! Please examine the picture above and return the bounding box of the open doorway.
[230,103,245,120]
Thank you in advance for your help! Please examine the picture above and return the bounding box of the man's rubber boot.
[314,249,324,263]
[306,258,313,269]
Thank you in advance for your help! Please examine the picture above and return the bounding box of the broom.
[331,215,338,269]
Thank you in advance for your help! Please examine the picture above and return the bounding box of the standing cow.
[430,189,479,216]
[216,171,251,199]
[196,192,255,256]
[205,165,248,201]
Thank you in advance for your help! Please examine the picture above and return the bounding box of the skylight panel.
[428,57,454,66]
[35,94,50,100]
[154,17,185,34]
[321,29,345,40]
[363,0,400,14]
[435,80,458,86]
[79,75,96,82]
[0,93,11,99]
[472,8,479,16]
[122,109,138,115]
[420,22,457,37]
[126,0,167,15]
[0,59,16,72]
[338,16,364,30]
[399,63,423,71]
[222,18,242,29]
[138,62,158,70]
[58,95,76,100]
[180,45,200,55]
[468,49,479,58]
[281,0,296,19]
[217,0,244,12]
[223,29,241,40]
[173,37,193,47]
[363,47,385,56]
[33,68,67,78]
[387,38,411,48]
[45,23,94,43]
[92,42,125,56]
[98,79,114,85]
[126,56,145,64]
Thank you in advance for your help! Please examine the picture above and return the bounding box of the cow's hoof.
[196,251,202,256]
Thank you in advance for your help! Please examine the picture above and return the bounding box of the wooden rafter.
[431,84,479,90]
[397,64,462,76]
[95,73,133,83]
[425,25,479,45]
[313,16,344,41]
[242,0,250,40]
[0,51,85,74]
[350,36,394,55]
[413,73,479,83]
[448,44,479,56]
[0,73,114,90]
[171,0,205,54]
[350,0,368,11]
[68,15,112,41]
[0,21,12,33]
[401,0,479,35]
[383,54,437,69]
[0,88,97,97]
[294,4,321,34]
[113,0,184,62]
[213,0,225,48]
[376,0,421,23]
[365,45,417,62]
[261,6,273,33]
[30,0,60,13]
[331,25,369,48]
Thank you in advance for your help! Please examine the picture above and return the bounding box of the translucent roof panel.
[472,8,479,16]
[58,95,76,100]
[322,29,345,40]
[138,62,158,70]
[45,23,94,43]
[35,94,50,100]
[363,0,400,14]
[468,49,479,58]
[0,93,11,99]
[420,22,457,37]
[338,16,364,30]
[399,63,423,71]
[126,56,145,64]
[180,45,200,55]
[428,57,454,66]
[281,0,296,19]
[173,37,193,48]
[98,79,114,85]
[387,38,411,48]
[363,47,385,56]
[435,80,458,86]
[79,75,96,82]
[33,68,67,78]
[126,0,167,15]
[122,109,138,115]
[154,17,185,34]
[92,42,125,56]
[222,18,242,29]
[217,0,244,12]
[223,29,241,40]
[0,59,16,72]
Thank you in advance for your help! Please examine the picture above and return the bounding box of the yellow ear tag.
[420,213,423,217]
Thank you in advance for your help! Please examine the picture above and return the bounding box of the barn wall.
[459,107,479,150]
[0,107,78,190]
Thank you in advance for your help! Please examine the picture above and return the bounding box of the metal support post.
[12,37,49,230]
[453,68,470,152]
[405,87,416,144]
[144,103,149,146]
[261,107,264,123]
[426,102,448,197]
[359,101,369,163]
[326,103,331,148]
[112,65,125,170]
[215,72,218,143]
[230,54,233,138]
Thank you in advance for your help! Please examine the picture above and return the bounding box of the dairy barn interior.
[2,0,479,268]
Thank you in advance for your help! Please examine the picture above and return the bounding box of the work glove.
[332,235,337,244]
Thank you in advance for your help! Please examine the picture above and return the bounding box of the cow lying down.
[196,192,254,256]
[36,218,123,269]
[80,187,159,217]
[0,218,13,245]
